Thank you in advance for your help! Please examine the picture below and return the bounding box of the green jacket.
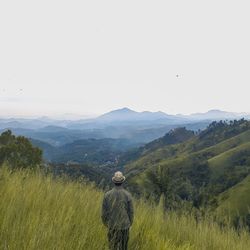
[101,186,134,229]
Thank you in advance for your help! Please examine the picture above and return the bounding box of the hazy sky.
[0,0,249,117]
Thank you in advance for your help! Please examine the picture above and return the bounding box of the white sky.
[0,0,250,117]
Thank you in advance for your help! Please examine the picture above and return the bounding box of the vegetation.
[216,175,250,228]
[1,120,250,249]
[31,137,141,165]
[118,127,195,167]
[124,120,250,226]
[49,163,112,187]
[2,118,209,147]
[0,166,250,250]
[143,127,195,152]
[0,130,42,169]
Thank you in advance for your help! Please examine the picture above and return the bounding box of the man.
[101,171,134,250]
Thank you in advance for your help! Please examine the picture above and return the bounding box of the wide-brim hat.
[112,171,126,183]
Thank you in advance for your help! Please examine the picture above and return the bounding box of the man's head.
[112,171,125,185]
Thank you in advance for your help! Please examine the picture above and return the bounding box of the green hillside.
[215,175,250,227]
[208,141,250,176]
[125,124,250,174]
[125,125,250,183]
[124,120,250,220]
[118,127,195,168]
[0,166,250,250]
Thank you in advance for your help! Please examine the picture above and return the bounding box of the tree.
[0,130,42,169]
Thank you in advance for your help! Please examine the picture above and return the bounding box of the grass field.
[0,166,250,250]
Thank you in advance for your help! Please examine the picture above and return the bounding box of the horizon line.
[0,107,249,120]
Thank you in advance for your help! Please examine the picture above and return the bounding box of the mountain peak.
[97,108,137,121]
[207,109,225,113]
[190,109,240,120]
[114,107,136,113]
[97,108,174,122]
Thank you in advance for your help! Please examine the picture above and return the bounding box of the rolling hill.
[215,175,250,227]
[125,120,250,172]
[123,119,250,220]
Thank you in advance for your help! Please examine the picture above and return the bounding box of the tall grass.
[0,167,249,250]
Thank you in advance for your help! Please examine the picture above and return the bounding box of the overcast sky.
[0,0,249,117]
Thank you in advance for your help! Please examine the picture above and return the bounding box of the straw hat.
[112,171,126,183]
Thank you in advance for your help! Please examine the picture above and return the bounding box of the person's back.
[101,171,134,250]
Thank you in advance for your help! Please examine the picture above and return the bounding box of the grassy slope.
[125,129,250,223]
[216,175,250,222]
[208,142,250,177]
[125,130,250,187]
[0,167,250,250]
[125,130,250,174]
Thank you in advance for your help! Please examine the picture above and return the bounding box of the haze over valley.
[1,107,249,164]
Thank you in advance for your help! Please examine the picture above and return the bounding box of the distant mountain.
[3,127,106,147]
[66,108,190,131]
[67,108,249,131]
[1,119,208,147]
[188,109,244,120]
[1,108,248,132]
[38,126,69,133]
[0,118,57,130]
[1,108,248,147]
[96,107,184,122]
[97,108,137,121]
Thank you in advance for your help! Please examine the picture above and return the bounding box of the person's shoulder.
[122,189,133,200]
[104,189,114,197]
